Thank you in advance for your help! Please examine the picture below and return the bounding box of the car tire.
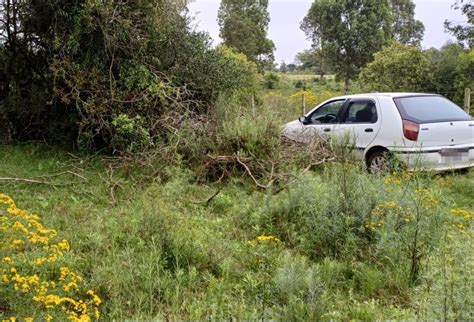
[367,151,392,174]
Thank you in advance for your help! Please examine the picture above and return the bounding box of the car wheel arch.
[365,146,391,167]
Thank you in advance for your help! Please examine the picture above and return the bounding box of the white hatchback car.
[283,93,474,171]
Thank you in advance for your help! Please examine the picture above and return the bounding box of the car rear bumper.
[391,145,474,171]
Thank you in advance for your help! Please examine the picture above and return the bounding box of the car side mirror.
[298,116,307,124]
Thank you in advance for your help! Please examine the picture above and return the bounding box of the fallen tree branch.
[235,153,272,190]
[190,187,223,205]
[37,171,88,181]
[0,177,72,186]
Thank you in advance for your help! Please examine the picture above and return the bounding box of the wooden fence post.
[464,88,471,115]
[302,93,306,115]
[251,95,256,118]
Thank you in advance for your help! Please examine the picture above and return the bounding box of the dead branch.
[235,153,271,190]
[190,187,223,205]
[37,170,88,181]
[0,177,72,186]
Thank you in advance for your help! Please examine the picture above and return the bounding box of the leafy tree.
[286,63,298,72]
[390,0,425,45]
[301,0,424,90]
[218,0,275,69]
[295,49,331,79]
[359,42,433,92]
[425,43,465,100]
[279,61,288,73]
[301,0,392,90]
[445,0,473,47]
[453,48,474,105]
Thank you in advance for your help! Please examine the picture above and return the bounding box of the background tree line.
[0,0,472,152]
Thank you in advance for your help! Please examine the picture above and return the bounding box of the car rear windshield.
[393,96,471,123]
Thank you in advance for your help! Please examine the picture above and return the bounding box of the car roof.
[333,92,439,100]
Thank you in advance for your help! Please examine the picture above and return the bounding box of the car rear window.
[393,96,471,123]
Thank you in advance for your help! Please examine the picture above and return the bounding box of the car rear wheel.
[367,151,391,173]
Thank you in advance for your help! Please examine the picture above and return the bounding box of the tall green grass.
[1,144,472,320]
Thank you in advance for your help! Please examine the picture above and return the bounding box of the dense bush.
[359,42,433,92]
[426,44,473,105]
[0,0,259,151]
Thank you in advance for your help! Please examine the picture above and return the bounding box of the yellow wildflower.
[256,235,282,243]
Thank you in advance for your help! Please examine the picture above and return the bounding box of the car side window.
[343,100,378,123]
[308,100,345,124]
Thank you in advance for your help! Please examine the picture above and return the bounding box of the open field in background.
[1,143,473,320]
[279,73,336,82]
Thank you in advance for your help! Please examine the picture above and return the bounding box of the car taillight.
[403,120,419,141]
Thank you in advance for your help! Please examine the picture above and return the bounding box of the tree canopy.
[425,43,465,99]
[390,0,425,45]
[218,0,275,69]
[301,0,425,89]
[444,0,474,47]
[359,42,433,92]
[295,49,331,78]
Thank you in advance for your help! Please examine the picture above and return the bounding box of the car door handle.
[365,128,374,133]
[324,128,331,132]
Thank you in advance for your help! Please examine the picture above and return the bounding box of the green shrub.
[219,112,281,159]
[110,114,153,153]
[415,208,473,320]
[0,1,261,152]
[250,163,384,259]
[263,72,280,90]
[272,252,324,319]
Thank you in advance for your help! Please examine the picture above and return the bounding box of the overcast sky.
[188,0,465,64]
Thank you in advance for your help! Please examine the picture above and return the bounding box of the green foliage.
[444,0,473,47]
[217,102,281,159]
[301,0,424,88]
[218,0,275,69]
[390,0,425,46]
[249,163,385,259]
[416,226,474,320]
[453,48,474,104]
[263,72,280,90]
[426,43,465,101]
[295,49,331,77]
[301,0,392,89]
[110,114,153,153]
[359,42,433,92]
[1,144,473,320]
[214,45,261,101]
[0,0,260,151]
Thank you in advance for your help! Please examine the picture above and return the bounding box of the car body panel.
[282,93,474,171]
[416,121,473,146]
[332,97,382,149]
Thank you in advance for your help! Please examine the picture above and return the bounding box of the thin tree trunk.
[344,78,350,93]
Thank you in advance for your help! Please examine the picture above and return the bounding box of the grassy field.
[279,73,336,82]
[0,143,473,320]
